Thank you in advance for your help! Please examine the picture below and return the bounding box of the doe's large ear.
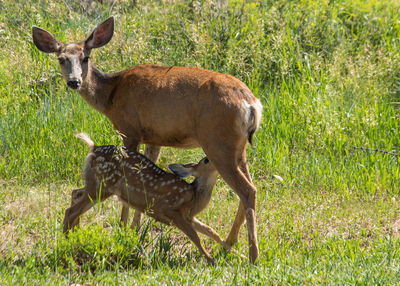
[168,164,193,178]
[32,26,62,53]
[85,16,114,49]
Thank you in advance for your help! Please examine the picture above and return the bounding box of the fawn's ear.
[85,16,114,49]
[168,164,192,178]
[32,26,62,53]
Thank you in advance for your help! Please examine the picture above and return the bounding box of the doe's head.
[32,17,114,90]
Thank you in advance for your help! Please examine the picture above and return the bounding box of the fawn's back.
[88,145,195,214]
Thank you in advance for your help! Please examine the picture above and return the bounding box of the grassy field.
[1,0,400,284]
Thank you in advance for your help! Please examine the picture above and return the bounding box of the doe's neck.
[78,62,120,113]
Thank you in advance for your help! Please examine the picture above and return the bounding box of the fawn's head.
[32,17,114,90]
[169,158,218,181]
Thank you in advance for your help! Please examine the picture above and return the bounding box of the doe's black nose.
[67,79,81,89]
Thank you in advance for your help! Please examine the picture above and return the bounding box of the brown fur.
[32,17,262,263]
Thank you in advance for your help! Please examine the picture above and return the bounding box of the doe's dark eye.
[204,158,209,164]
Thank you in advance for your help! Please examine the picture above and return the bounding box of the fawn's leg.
[69,188,85,231]
[191,218,229,250]
[64,186,113,234]
[192,218,247,259]
[63,193,92,234]
[167,212,213,263]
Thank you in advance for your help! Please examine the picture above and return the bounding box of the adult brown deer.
[32,17,262,263]
[64,133,231,263]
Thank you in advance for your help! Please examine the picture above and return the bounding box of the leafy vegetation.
[1,0,400,284]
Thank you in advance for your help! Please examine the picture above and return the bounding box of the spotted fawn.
[63,133,232,262]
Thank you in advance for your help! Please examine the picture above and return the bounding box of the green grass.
[1,0,400,284]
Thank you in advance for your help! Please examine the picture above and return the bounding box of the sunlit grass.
[1,0,400,284]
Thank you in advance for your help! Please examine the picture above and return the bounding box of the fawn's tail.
[74,133,96,151]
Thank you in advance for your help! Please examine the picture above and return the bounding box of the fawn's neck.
[192,175,217,200]
[191,174,218,214]
[194,175,218,194]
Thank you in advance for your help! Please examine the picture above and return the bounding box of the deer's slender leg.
[240,155,258,260]
[191,218,230,250]
[203,145,259,264]
[192,218,247,259]
[225,202,246,246]
[127,144,162,230]
[226,151,253,246]
[144,144,161,163]
[130,211,142,229]
[120,139,140,227]
[63,190,113,234]
[69,188,85,231]
[63,194,93,234]
[120,206,130,227]
[167,212,213,263]
[220,164,258,263]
